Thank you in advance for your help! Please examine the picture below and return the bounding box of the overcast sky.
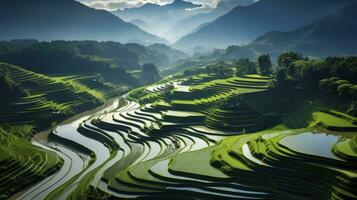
[77,0,217,11]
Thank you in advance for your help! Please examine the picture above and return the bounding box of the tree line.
[272,52,357,116]
[219,51,356,115]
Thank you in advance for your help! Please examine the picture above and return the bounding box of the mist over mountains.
[251,1,357,58]
[202,0,357,61]
[112,0,202,41]
[166,0,256,42]
[112,0,256,42]
[174,0,355,51]
[0,0,356,60]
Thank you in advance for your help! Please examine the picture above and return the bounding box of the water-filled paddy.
[21,74,357,199]
[279,132,341,160]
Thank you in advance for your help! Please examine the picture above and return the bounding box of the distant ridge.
[249,0,357,58]
[174,0,355,51]
[0,0,166,44]
[112,0,204,41]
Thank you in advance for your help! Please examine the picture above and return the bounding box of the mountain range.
[112,0,205,41]
[0,0,165,44]
[165,0,256,42]
[114,0,200,20]
[174,0,355,51]
[113,0,256,42]
[1,0,356,60]
[249,0,357,58]
[201,0,357,62]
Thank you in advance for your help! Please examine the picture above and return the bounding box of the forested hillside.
[0,40,185,70]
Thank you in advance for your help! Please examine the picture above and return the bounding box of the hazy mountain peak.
[174,0,355,51]
[112,0,207,42]
[168,0,200,9]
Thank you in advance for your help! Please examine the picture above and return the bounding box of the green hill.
[0,62,129,198]
[0,40,179,72]
[58,68,356,199]
[0,127,63,199]
[2,56,357,199]
[0,63,124,131]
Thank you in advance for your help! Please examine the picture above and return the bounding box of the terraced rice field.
[212,129,357,199]
[0,63,121,126]
[13,73,357,199]
[0,128,62,199]
[0,63,126,199]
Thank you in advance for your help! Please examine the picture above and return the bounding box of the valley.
[3,68,355,199]
[1,0,357,199]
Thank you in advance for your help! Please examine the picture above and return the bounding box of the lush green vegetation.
[0,63,127,132]
[0,127,62,199]
[1,51,356,200]
[211,128,357,199]
[270,53,357,116]
[31,56,354,199]
[2,0,357,198]
[0,40,186,70]
[0,61,131,198]
[140,63,161,85]
[0,40,188,86]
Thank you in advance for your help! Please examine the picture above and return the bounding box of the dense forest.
[0,40,185,72]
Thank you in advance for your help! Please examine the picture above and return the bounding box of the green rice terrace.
[1,66,357,199]
[0,63,124,128]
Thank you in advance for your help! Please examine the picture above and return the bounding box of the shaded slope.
[0,63,121,128]
[0,0,165,44]
[174,0,354,50]
[0,128,62,199]
[250,1,357,57]
[112,0,205,41]
[165,0,256,41]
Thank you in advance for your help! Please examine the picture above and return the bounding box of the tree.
[234,58,257,76]
[287,63,298,79]
[206,63,229,76]
[275,68,287,88]
[278,52,304,68]
[258,54,272,75]
[276,68,287,83]
[140,63,161,84]
[324,56,357,83]
[292,59,322,84]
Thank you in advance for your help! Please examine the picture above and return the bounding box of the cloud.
[211,0,220,7]
[79,0,172,11]
[78,0,218,11]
